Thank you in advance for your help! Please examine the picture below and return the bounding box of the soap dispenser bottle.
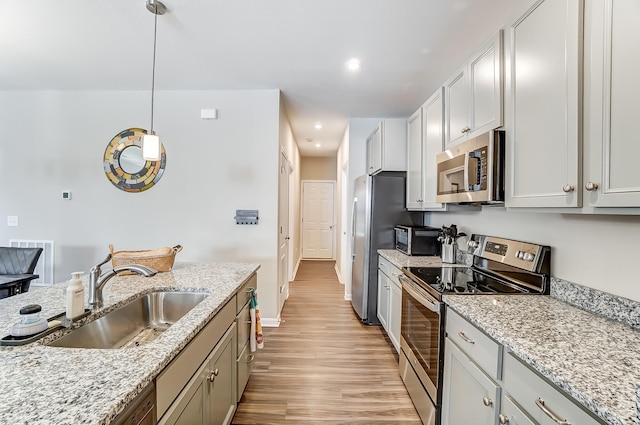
[66,272,85,320]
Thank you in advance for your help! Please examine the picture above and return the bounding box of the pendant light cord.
[150,5,158,134]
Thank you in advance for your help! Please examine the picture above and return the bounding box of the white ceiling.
[0,0,530,157]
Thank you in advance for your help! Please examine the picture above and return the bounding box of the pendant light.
[142,0,166,161]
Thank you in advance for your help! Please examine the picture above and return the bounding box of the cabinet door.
[505,0,583,207]
[387,275,402,353]
[367,124,383,175]
[468,31,503,139]
[406,108,424,209]
[500,395,537,425]
[422,87,446,211]
[442,339,500,425]
[206,324,237,425]
[444,66,468,148]
[376,271,390,331]
[584,0,640,206]
[159,361,207,425]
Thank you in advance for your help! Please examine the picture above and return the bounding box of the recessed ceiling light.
[346,58,361,71]
[314,122,323,130]
[315,143,321,148]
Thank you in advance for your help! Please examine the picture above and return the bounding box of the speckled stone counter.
[0,261,259,425]
[443,294,640,425]
[378,249,445,268]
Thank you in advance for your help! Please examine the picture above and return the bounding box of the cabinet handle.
[562,184,575,193]
[535,398,571,425]
[585,182,599,191]
[207,368,220,383]
[461,126,471,133]
[482,396,493,407]
[498,414,510,424]
[457,331,475,344]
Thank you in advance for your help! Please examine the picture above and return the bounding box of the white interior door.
[278,152,292,314]
[302,181,335,259]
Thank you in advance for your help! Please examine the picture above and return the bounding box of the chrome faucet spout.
[88,257,158,308]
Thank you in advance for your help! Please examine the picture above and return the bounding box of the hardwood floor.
[232,260,421,425]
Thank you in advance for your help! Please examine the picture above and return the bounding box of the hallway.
[232,260,421,424]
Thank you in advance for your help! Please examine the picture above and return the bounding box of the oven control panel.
[468,235,550,273]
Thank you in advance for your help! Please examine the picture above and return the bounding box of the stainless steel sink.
[48,291,208,349]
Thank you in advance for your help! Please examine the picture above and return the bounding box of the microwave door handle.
[464,152,470,191]
[399,275,440,313]
[466,152,481,191]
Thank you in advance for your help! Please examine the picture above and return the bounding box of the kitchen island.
[0,261,259,425]
[444,293,640,425]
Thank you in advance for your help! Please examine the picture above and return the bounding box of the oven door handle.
[399,275,440,313]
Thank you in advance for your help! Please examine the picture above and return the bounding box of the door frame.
[300,179,337,260]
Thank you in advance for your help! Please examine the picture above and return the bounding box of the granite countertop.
[0,261,259,425]
[378,249,448,268]
[444,294,640,425]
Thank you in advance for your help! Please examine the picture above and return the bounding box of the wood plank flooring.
[232,260,421,425]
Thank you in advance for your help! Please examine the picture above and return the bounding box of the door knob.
[585,182,599,191]
[562,184,575,193]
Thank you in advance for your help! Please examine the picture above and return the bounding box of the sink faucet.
[88,253,158,308]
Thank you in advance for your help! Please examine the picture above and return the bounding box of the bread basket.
[109,244,183,273]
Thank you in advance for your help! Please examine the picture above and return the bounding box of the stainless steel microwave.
[394,225,441,256]
[435,129,505,204]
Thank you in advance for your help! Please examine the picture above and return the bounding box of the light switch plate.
[200,109,218,119]
[7,216,18,226]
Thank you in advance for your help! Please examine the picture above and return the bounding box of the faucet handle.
[91,253,112,272]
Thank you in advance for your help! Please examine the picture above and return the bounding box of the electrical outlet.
[7,216,18,227]
[62,191,72,200]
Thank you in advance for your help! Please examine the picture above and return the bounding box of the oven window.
[401,287,440,390]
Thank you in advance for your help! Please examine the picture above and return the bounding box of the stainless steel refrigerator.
[350,171,423,324]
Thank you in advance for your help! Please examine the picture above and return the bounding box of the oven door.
[399,275,443,407]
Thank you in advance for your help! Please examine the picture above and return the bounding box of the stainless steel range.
[398,234,550,425]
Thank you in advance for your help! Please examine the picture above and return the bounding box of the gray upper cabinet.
[366,119,407,175]
[583,0,640,207]
[505,0,583,208]
[444,31,503,149]
[406,88,446,211]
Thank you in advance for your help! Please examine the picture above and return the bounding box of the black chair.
[0,247,43,299]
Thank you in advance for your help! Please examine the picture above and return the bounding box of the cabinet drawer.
[236,274,257,313]
[446,309,502,380]
[503,353,605,425]
[237,302,251,353]
[236,342,256,402]
[378,256,402,281]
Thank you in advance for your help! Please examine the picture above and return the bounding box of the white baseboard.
[344,294,352,301]
[291,258,301,281]
[334,263,344,284]
[261,317,281,327]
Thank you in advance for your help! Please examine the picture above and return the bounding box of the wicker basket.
[109,244,183,273]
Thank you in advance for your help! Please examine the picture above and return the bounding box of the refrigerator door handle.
[351,198,357,259]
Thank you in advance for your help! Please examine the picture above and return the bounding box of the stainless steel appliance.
[435,129,505,204]
[394,225,441,256]
[399,234,550,425]
[351,172,422,324]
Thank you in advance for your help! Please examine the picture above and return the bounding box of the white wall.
[0,89,285,321]
[300,157,337,181]
[426,208,640,302]
[335,127,349,285]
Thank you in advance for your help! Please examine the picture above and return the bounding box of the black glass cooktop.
[404,266,530,296]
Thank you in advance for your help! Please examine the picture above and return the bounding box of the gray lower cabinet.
[159,323,237,425]
[442,338,500,425]
[502,353,604,425]
[156,274,257,425]
[443,308,606,425]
